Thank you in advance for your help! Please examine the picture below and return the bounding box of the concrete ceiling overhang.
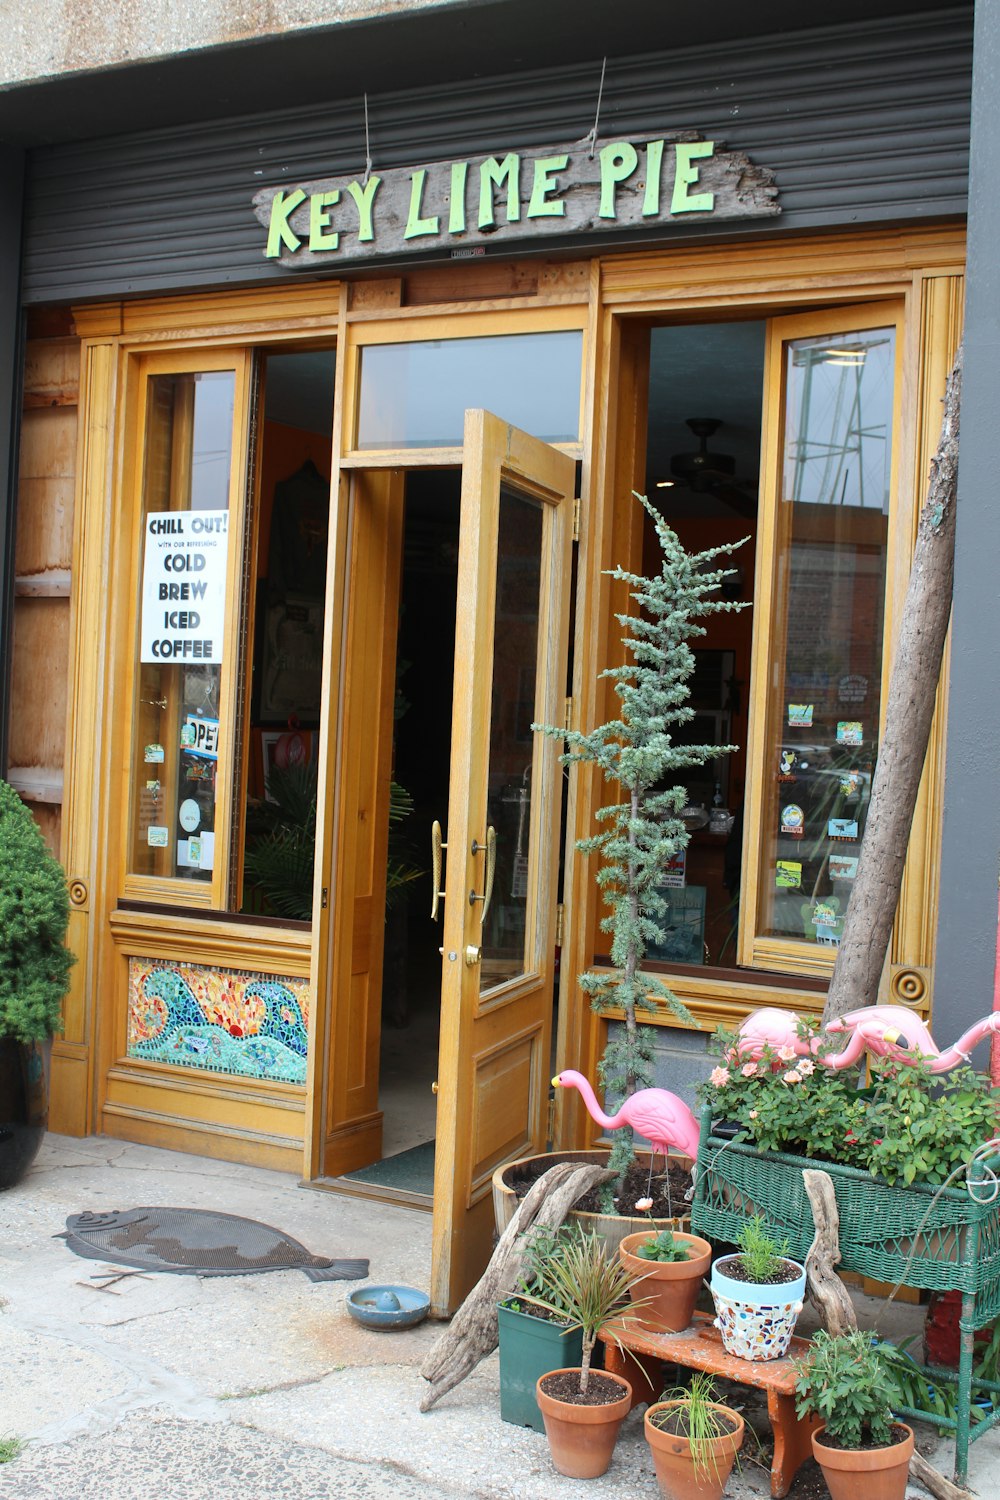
[0,0,972,148]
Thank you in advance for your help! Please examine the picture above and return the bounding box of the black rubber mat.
[58,1208,369,1281]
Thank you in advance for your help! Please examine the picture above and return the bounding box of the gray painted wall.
[0,148,24,776]
[934,1,1000,1060]
[20,9,971,303]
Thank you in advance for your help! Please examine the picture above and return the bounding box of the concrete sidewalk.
[0,1135,994,1498]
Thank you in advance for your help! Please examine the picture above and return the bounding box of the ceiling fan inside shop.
[668,418,757,519]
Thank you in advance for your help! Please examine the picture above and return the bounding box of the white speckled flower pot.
[710,1254,806,1360]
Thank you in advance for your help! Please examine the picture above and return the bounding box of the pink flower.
[709,1066,731,1088]
[778,1045,797,1062]
[634,1197,653,1212]
[783,1069,802,1084]
[748,1110,758,1119]
[797,1059,815,1075]
[741,1062,759,1078]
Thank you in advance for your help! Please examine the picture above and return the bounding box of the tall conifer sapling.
[537,493,747,1203]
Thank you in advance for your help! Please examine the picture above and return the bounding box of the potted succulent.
[0,780,74,1190]
[618,1225,712,1333]
[495,499,746,1238]
[644,1371,745,1500]
[522,1227,644,1479]
[496,1223,584,1431]
[793,1329,914,1500]
[710,1216,805,1360]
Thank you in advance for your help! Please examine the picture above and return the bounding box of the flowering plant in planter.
[700,1027,1000,1189]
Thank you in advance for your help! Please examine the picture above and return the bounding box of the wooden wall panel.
[9,598,70,767]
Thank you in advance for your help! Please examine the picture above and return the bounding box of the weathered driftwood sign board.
[252,133,779,270]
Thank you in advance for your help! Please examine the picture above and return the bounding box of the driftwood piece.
[419,1161,615,1412]
[824,345,963,1023]
[802,1169,858,1337]
[909,1449,974,1500]
[802,1171,972,1500]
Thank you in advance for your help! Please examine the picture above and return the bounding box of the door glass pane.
[356,331,582,448]
[480,487,544,992]
[129,370,235,882]
[760,325,895,947]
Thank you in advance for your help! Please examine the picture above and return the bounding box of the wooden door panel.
[469,1026,541,1199]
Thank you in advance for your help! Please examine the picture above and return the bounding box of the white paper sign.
[140,510,229,664]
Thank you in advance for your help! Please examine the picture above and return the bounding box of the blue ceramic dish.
[346,1283,430,1330]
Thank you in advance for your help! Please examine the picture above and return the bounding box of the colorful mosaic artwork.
[127,958,310,1084]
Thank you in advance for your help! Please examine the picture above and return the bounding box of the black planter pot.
[0,1036,50,1190]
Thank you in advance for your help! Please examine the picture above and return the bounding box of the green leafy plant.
[637,1229,691,1262]
[536,495,746,1202]
[794,1329,897,1449]
[503,1223,583,1322]
[0,779,73,1043]
[649,1372,740,1481]
[735,1216,790,1283]
[700,1028,1000,1188]
[520,1227,646,1394]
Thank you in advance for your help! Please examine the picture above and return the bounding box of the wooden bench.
[598,1311,821,1499]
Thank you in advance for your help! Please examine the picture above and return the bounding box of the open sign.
[181,715,219,761]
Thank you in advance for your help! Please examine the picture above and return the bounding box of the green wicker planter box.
[689,1103,1000,1486]
[690,1110,1000,1316]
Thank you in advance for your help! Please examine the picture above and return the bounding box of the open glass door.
[429,410,575,1314]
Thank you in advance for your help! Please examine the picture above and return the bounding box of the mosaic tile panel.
[127,957,310,1084]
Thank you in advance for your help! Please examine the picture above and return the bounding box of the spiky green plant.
[536,493,746,1202]
[519,1227,646,1394]
[0,779,73,1043]
[650,1373,741,1481]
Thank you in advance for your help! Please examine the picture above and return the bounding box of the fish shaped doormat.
[58,1208,369,1281]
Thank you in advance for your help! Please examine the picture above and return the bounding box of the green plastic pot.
[497,1300,584,1431]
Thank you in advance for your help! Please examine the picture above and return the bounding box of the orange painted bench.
[598,1311,821,1499]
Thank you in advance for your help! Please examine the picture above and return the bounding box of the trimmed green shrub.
[0,779,73,1042]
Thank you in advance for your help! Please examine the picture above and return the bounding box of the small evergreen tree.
[538,494,746,1200]
[0,778,73,1043]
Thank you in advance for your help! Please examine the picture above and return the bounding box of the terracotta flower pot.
[619,1230,712,1333]
[644,1399,744,1500]
[811,1422,914,1500]
[535,1367,632,1478]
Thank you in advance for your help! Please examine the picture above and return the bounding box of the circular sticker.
[178,798,201,833]
[781,804,805,836]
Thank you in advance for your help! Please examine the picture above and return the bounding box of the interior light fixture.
[655,479,675,488]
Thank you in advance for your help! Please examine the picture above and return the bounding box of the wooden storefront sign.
[253,134,779,269]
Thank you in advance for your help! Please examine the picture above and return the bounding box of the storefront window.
[760,325,895,948]
[356,330,582,448]
[129,370,235,882]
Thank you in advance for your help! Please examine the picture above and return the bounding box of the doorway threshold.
[303,1176,433,1214]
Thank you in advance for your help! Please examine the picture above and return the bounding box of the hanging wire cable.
[583,57,608,160]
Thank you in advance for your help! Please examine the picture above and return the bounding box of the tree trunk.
[823,345,963,1024]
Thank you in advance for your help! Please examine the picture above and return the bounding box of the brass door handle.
[430,820,447,921]
[431,1081,439,1094]
[469,825,497,922]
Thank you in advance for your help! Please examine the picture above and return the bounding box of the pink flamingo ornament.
[552,1070,701,1162]
[735,1008,821,1064]
[822,1004,1000,1072]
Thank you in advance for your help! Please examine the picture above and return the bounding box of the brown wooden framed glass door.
[429,411,574,1314]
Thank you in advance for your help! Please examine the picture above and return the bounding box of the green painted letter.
[598,141,639,219]
[345,177,381,243]
[478,154,521,229]
[449,161,468,234]
[671,141,715,214]
[265,189,307,258]
[642,140,665,217]
[405,169,440,239]
[527,154,568,218]
[309,190,340,252]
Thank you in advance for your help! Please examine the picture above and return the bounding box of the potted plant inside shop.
[710,1215,806,1361]
[793,1329,914,1500]
[496,1223,584,1432]
[0,779,74,1189]
[618,1223,712,1333]
[644,1371,745,1500]
[493,496,747,1243]
[522,1227,645,1479]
